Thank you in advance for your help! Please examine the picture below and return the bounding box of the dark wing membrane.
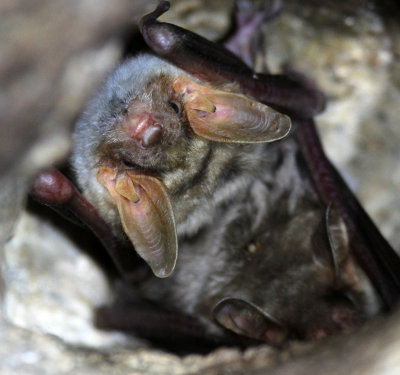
[297,118,400,309]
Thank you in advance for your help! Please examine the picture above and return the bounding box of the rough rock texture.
[1,0,400,374]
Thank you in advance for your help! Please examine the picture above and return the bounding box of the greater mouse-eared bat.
[30,1,400,346]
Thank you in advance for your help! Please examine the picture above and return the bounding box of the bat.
[30,1,400,348]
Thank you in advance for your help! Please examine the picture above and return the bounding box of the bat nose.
[124,112,163,147]
[140,124,162,147]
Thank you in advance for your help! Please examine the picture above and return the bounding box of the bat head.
[73,55,189,172]
[106,75,188,170]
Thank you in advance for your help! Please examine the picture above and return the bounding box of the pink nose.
[140,124,162,147]
[125,112,162,147]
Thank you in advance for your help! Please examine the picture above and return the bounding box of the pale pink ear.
[173,76,291,144]
[97,167,177,278]
[212,298,289,346]
[312,203,350,279]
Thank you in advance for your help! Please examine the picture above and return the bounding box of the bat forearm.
[140,1,325,118]
[95,300,255,349]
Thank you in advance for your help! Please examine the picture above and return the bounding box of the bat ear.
[213,297,289,346]
[312,203,350,279]
[97,167,177,278]
[173,76,291,144]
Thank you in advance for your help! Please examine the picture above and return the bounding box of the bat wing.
[298,119,400,309]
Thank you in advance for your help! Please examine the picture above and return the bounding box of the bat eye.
[122,159,136,168]
[169,100,182,115]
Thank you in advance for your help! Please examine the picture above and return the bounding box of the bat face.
[104,75,188,170]
[73,55,190,174]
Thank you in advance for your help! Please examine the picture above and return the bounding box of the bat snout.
[124,112,163,148]
[139,124,162,147]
